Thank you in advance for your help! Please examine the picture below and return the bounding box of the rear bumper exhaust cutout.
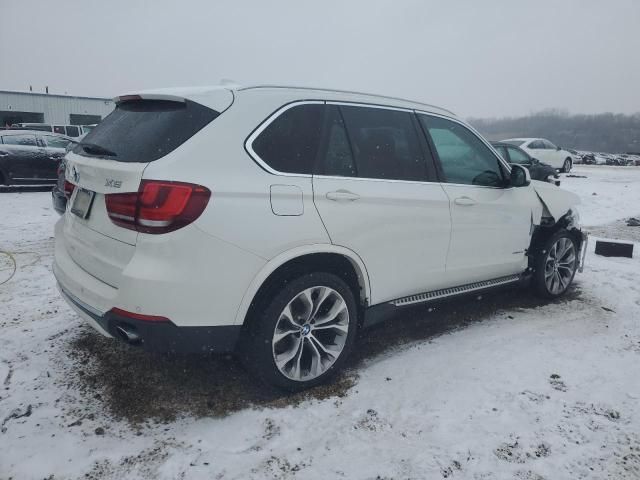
[56,282,241,354]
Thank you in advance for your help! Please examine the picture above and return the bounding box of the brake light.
[105,180,211,234]
[109,307,169,323]
[64,180,75,199]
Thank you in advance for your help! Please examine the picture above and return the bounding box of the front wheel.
[533,230,578,298]
[240,272,358,391]
[562,158,572,173]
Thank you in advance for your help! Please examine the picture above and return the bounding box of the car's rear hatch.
[62,87,233,287]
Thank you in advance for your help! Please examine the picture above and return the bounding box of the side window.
[495,146,508,161]
[419,115,504,187]
[65,126,80,137]
[543,139,556,150]
[339,105,426,181]
[507,147,530,164]
[529,140,544,149]
[43,135,71,149]
[315,106,356,177]
[53,126,65,134]
[2,134,37,146]
[252,103,324,174]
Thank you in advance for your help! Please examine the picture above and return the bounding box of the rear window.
[73,99,219,162]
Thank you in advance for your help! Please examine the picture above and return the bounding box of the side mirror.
[556,146,561,151]
[531,157,540,164]
[510,164,531,187]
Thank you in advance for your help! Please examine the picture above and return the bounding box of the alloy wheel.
[544,237,576,295]
[272,286,349,381]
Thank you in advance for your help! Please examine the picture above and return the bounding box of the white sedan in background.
[502,138,575,172]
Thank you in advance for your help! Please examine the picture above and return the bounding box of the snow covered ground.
[1,166,639,480]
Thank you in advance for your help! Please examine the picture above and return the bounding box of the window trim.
[245,99,439,184]
[415,110,512,189]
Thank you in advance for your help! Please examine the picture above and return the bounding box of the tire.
[239,272,358,391]
[533,229,579,298]
[562,158,572,173]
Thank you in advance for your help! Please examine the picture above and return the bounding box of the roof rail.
[235,84,456,116]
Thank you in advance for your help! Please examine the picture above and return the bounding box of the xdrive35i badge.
[105,179,122,188]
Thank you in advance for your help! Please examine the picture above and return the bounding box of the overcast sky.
[1,0,638,118]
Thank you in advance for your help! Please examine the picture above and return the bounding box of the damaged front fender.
[530,180,581,223]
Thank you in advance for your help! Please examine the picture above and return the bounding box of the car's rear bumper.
[53,217,259,353]
[57,281,241,353]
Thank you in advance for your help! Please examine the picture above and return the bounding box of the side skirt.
[362,272,531,329]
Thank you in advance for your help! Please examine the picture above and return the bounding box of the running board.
[389,274,522,307]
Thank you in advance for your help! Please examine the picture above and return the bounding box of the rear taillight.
[105,180,211,234]
[64,180,75,199]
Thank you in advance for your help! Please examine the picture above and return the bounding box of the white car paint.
[531,179,581,222]
[503,137,574,171]
[54,85,583,348]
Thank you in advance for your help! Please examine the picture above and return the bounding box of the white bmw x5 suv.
[54,84,587,390]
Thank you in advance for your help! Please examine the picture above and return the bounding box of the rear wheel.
[533,230,578,298]
[562,158,572,173]
[240,272,358,391]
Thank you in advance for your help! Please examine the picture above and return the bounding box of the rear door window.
[74,99,219,162]
[251,103,324,174]
[43,135,72,149]
[2,134,37,146]
[339,105,426,181]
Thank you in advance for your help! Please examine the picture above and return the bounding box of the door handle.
[0,151,8,156]
[49,156,59,160]
[326,190,360,202]
[454,196,476,206]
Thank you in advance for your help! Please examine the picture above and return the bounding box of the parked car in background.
[615,154,640,166]
[502,138,574,172]
[593,153,609,165]
[52,140,78,214]
[491,141,560,186]
[54,84,587,390]
[52,160,67,213]
[578,152,595,164]
[11,123,95,138]
[566,149,583,165]
[0,130,74,185]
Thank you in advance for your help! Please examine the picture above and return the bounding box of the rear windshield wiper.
[79,142,117,157]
